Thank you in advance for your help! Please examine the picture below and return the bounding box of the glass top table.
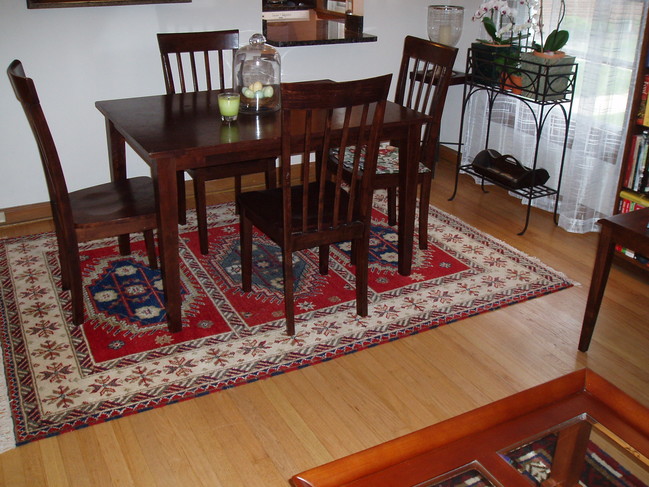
[290,369,649,487]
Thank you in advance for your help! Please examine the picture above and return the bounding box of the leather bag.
[471,149,550,189]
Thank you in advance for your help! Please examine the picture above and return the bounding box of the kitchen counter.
[262,10,376,47]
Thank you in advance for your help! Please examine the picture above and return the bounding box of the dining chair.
[7,59,159,326]
[157,29,277,254]
[237,74,392,336]
[329,35,457,249]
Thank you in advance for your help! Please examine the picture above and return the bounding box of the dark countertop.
[263,12,377,47]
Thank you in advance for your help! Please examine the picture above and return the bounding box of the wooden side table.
[579,208,649,351]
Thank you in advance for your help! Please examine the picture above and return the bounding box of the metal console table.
[450,47,577,235]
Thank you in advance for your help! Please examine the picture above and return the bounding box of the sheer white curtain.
[462,0,647,233]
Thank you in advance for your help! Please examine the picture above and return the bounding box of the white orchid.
[473,0,539,45]
[472,0,511,21]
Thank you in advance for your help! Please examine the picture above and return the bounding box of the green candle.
[218,92,240,122]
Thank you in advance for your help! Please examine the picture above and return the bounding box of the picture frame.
[27,0,189,9]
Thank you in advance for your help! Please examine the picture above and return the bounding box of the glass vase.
[427,5,464,47]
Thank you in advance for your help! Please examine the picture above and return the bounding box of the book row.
[622,132,649,193]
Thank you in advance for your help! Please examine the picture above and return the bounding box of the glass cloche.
[234,33,281,115]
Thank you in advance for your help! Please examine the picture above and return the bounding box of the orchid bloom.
[473,0,541,43]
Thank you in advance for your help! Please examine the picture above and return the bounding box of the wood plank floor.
[1,159,647,486]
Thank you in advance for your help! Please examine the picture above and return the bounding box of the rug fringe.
[0,356,16,453]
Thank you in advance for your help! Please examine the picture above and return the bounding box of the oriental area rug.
[0,193,572,452]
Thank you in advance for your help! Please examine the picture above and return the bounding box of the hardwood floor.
[1,159,647,486]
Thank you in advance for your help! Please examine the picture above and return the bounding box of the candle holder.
[427,5,464,47]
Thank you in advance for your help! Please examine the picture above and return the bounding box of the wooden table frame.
[579,208,649,351]
[290,369,649,487]
[96,91,431,333]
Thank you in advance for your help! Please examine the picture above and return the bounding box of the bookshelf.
[614,19,649,272]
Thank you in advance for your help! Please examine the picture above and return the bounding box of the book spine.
[620,189,649,206]
[639,74,649,126]
[624,131,649,190]
[619,197,629,213]
[633,132,649,190]
[625,135,641,187]
[634,139,647,191]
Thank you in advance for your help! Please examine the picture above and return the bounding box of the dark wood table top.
[600,206,649,230]
[96,90,429,167]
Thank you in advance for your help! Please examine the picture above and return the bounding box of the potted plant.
[500,57,523,94]
[471,0,534,86]
[519,0,576,100]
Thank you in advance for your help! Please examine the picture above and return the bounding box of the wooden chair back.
[279,74,392,242]
[157,30,239,94]
[394,35,458,168]
[7,60,74,245]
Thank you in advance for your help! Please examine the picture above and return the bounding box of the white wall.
[0,0,482,209]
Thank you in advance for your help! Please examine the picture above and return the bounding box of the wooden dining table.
[96,89,432,333]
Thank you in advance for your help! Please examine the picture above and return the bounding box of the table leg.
[579,225,615,352]
[397,124,421,276]
[544,420,591,487]
[152,159,183,333]
[105,120,130,255]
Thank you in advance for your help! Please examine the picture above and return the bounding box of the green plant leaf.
[544,30,569,52]
[482,17,499,43]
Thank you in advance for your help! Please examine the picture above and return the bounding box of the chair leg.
[282,247,296,336]
[418,176,432,250]
[234,175,242,215]
[69,249,85,325]
[387,187,397,226]
[240,211,253,292]
[144,230,158,269]
[118,235,131,256]
[194,175,210,255]
[59,248,71,290]
[177,172,187,226]
[354,236,370,317]
[265,158,277,189]
[318,245,330,275]
[53,226,71,290]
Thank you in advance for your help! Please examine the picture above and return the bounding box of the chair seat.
[70,176,157,227]
[331,142,431,175]
[238,180,363,247]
